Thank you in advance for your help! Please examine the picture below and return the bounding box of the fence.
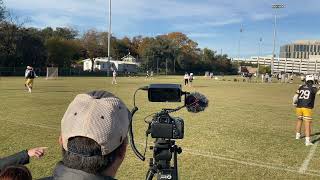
[0,66,232,77]
[0,67,112,76]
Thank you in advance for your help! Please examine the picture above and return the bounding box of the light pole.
[271,3,285,75]
[107,0,112,76]
[238,25,243,61]
[258,37,262,77]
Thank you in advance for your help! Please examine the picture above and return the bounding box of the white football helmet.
[306,75,315,82]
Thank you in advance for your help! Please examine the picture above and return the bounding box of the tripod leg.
[146,169,156,180]
[173,149,178,180]
[146,158,156,180]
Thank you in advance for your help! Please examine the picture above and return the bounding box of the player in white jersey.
[112,70,117,84]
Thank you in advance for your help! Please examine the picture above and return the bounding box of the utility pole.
[258,38,262,77]
[166,59,168,76]
[157,58,159,75]
[107,0,112,76]
[238,25,243,61]
[271,3,285,75]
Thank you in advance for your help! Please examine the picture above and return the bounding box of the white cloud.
[188,32,218,38]
[27,14,72,29]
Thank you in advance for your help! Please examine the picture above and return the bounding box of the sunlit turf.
[1,76,320,179]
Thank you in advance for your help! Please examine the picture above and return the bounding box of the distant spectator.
[189,73,194,86]
[0,165,32,180]
[112,70,117,85]
[0,147,47,172]
[268,75,272,83]
[40,91,130,180]
[265,73,269,83]
[277,73,281,82]
[184,73,189,85]
[290,74,294,83]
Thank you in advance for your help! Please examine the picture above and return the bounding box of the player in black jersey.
[293,75,319,146]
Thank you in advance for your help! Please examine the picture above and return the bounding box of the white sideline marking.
[184,150,320,177]
[5,120,320,177]
[5,120,58,130]
[298,136,320,174]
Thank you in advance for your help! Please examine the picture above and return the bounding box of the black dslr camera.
[148,113,184,139]
[129,84,208,180]
[147,84,184,139]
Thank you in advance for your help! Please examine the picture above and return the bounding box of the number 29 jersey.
[296,84,318,109]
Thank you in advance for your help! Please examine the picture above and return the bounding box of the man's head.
[59,91,131,176]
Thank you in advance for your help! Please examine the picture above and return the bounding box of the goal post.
[46,67,58,79]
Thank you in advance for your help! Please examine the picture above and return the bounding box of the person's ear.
[58,135,63,146]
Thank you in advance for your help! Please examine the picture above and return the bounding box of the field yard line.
[6,120,320,177]
[298,136,320,174]
[185,150,320,177]
[5,120,59,130]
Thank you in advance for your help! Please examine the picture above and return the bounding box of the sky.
[4,0,320,58]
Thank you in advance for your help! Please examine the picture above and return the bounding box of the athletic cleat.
[305,142,314,146]
[296,133,301,140]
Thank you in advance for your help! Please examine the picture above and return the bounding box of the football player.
[293,75,318,146]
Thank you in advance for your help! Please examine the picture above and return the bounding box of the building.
[82,57,139,73]
[121,53,137,62]
[280,40,320,59]
[233,56,320,74]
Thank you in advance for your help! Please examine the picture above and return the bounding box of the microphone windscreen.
[185,92,209,113]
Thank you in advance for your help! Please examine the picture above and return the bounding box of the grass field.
[2,76,320,179]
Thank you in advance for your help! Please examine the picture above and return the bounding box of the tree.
[0,22,19,66]
[54,27,78,40]
[15,28,47,67]
[45,37,81,67]
[0,0,5,22]
[40,27,54,40]
[82,30,105,71]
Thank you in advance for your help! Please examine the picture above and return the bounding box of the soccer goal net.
[46,67,58,79]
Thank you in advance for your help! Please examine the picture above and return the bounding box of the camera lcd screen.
[148,84,182,102]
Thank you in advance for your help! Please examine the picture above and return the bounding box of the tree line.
[0,1,237,74]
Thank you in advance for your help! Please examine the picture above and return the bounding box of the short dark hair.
[62,136,124,174]
[0,165,32,180]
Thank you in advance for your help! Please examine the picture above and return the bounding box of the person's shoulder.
[312,85,318,91]
[298,84,304,88]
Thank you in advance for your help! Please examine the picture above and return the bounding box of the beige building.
[233,56,320,74]
[280,40,320,59]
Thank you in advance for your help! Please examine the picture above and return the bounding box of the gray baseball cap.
[61,91,130,155]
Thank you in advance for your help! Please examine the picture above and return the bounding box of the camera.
[148,111,184,139]
[129,84,208,180]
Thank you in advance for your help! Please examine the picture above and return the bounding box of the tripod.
[146,139,182,180]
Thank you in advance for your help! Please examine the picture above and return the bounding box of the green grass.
[1,76,320,179]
